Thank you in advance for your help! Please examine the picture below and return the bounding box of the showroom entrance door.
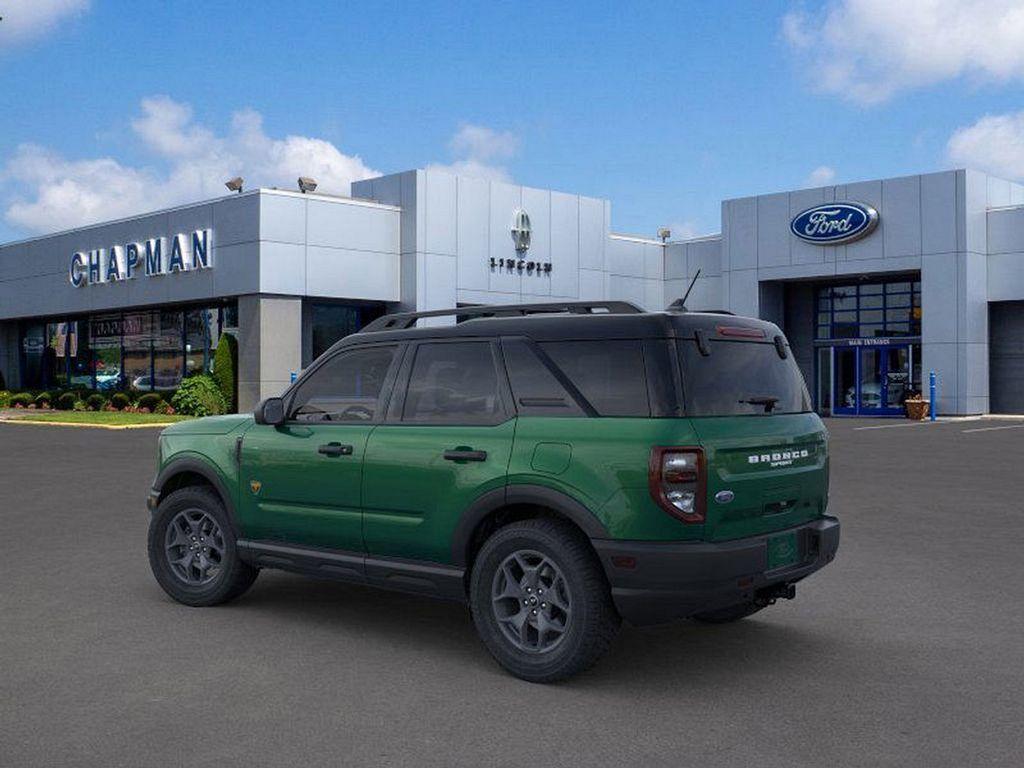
[831,344,911,416]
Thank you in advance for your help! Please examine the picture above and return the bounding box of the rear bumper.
[592,516,840,626]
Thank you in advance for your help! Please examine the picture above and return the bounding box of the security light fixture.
[658,227,671,242]
[298,177,318,194]
[225,177,244,194]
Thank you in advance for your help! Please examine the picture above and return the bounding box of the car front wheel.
[147,486,258,607]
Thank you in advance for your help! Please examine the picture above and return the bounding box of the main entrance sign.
[69,229,212,287]
[790,202,878,245]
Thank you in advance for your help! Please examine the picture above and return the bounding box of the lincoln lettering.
[69,229,212,287]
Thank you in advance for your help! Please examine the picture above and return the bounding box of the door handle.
[318,442,353,457]
[443,448,488,462]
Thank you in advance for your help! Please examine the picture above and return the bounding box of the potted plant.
[904,389,929,420]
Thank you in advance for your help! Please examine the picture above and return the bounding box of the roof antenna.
[667,268,701,312]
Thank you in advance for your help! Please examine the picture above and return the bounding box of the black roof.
[334,301,782,350]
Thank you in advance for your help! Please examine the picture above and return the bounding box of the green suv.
[147,301,839,682]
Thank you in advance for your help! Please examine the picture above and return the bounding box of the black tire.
[470,518,620,683]
[147,486,258,607]
[691,602,764,624]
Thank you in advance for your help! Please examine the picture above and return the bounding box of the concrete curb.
[0,418,176,430]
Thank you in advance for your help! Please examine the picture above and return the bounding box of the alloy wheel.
[164,509,226,586]
[491,549,573,654]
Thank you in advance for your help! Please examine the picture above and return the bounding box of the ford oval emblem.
[714,490,735,504]
[790,201,878,245]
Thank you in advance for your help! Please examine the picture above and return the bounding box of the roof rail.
[360,301,644,333]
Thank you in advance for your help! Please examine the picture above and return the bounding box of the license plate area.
[766,531,800,570]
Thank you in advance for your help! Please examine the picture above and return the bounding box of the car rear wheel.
[147,486,258,607]
[470,518,620,683]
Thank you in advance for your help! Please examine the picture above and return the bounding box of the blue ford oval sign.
[790,202,879,245]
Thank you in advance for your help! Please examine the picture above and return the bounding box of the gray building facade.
[2,167,1023,415]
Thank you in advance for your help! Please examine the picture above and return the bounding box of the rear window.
[678,339,811,416]
[540,340,649,417]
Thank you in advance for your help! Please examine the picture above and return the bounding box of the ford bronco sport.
[147,301,839,682]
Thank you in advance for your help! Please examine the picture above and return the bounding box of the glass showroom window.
[90,314,123,390]
[19,301,237,391]
[152,310,185,391]
[123,312,153,391]
[185,308,218,377]
[816,279,922,340]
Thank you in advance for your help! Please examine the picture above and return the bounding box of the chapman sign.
[790,202,878,245]
[69,229,212,287]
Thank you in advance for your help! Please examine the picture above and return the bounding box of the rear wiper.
[738,396,779,413]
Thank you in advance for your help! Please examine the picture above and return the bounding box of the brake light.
[716,325,765,339]
[648,447,706,523]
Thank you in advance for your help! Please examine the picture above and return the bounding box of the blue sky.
[2,0,1024,244]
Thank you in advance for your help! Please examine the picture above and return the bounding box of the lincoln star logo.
[510,208,531,253]
[249,480,262,494]
[790,202,878,245]
[748,448,811,468]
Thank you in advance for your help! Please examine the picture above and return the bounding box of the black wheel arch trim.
[450,484,609,567]
[151,457,241,537]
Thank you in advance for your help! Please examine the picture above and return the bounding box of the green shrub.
[0,390,10,408]
[57,392,77,410]
[110,392,131,410]
[212,332,238,413]
[154,400,175,415]
[10,392,33,407]
[35,392,53,408]
[73,399,88,411]
[138,393,163,411]
[86,393,107,411]
[171,375,226,417]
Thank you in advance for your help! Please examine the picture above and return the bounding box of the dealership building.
[1,167,1023,415]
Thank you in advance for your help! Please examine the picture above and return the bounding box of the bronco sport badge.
[748,448,811,468]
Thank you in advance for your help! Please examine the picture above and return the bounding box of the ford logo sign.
[790,202,878,245]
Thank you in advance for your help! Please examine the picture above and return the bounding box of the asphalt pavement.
[1,417,1022,767]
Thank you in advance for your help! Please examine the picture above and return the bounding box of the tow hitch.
[755,583,796,607]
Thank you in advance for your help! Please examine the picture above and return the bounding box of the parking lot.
[1,417,1023,767]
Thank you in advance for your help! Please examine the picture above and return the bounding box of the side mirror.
[254,397,286,426]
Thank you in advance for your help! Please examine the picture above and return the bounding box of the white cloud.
[783,0,1024,104]
[947,110,1024,178]
[448,124,518,162]
[0,0,89,46]
[426,123,518,181]
[1,95,379,233]
[805,165,836,186]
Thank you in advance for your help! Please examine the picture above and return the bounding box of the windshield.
[677,338,811,416]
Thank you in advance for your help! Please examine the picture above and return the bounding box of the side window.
[402,342,504,424]
[500,339,584,417]
[540,340,650,417]
[289,345,396,422]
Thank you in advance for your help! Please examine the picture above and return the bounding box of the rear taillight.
[648,447,705,523]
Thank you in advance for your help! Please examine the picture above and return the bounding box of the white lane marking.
[853,422,933,430]
[961,424,1024,434]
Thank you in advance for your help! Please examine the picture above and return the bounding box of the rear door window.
[540,340,650,417]
[677,339,811,416]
